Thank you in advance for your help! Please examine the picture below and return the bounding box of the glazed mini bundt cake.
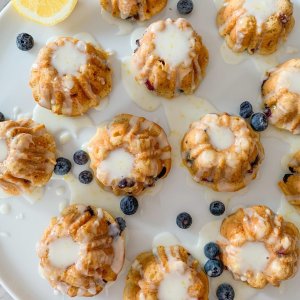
[279,150,300,211]
[132,18,209,98]
[88,114,171,196]
[0,119,56,196]
[30,37,112,117]
[217,0,295,55]
[218,205,299,288]
[124,245,209,300]
[100,0,167,21]
[37,204,125,297]
[262,58,300,134]
[181,113,264,192]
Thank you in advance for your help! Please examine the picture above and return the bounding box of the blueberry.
[0,112,5,122]
[115,217,127,233]
[78,170,93,184]
[250,112,268,132]
[118,178,135,189]
[156,166,167,179]
[210,201,225,216]
[204,259,224,277]
[264,107,272,118]
[16,33,34,51]
[176,212,192,229]
[177,0,194,15]
[120,196,139,215]
[216,283,235,300]
[283,173,293,183]
[73,150,89,165]
[239,101,253,118]
[204,242,220,259]
[54,157,72,175]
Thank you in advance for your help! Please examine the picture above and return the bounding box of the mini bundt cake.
[88,114,171,196]
[132,18,209,98]
[262,58,300,134]
[181,113,264,192]
[124,245,209,300]
[217,0,295,55]
[30,37,112,117]
[0,119,56,196]
[279,150,300,210]
[100,0,167,21]
[37,204,125,297]
[218,205,299,288]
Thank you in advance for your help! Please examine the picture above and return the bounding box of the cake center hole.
[207,125,235,150]
[98,148,135,183]
[48,237,80,269]
[236,242,270,274]
[153,22,192,67]
[0,139,8,162]
[51,40,87,76]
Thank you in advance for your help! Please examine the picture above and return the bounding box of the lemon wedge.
[12,0,78,26]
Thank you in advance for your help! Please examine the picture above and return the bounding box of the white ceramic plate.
[0,0,300,299]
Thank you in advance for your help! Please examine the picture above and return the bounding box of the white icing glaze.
[0,139,8,162]
[100,8,134,35]
[151,19,193,67]
[0,188,11,199]
[273,68,300,95]
[53,173,120,216]
[158,268,196,300]
[32,105,94,138]
[97,148,135,184]
[243,0,279,30]
[0,203,11,215]
[227,242,270,275]
[48,237,80,269]
[130,27,147,51]
[59,131,72,144]
[23,187,44,205]
[207,124,235,150]
[55,186,66,196]
[15,213,24,220]
[59,200,68,213]
[51,40,87,76]
[0,232,10,238]
[121,57,161,111]
[277,197,300,230]
[111,236,125,274]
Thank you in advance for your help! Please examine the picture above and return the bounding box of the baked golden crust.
[217,0,294,55]
[100,0,167,21]
[30,37,112,117]
[37,204,125,297]
[88,114,171,196]
[262,59,300,134]
[279,150,300,211]
[0,119,56,196]
[124,246,209,300]
[181,113,264,192]
[133,18,209,99]
[219,205,299,288]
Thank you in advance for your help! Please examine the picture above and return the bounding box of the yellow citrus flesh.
[12,0,78,26]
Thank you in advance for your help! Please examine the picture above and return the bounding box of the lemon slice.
[12,0,78,26]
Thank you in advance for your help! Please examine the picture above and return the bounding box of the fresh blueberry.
[283,173,293,183]
[216,283,235,300]
[16,33,34,51]
[120,196,139,215]
[54,157,72,175]
[250,112,268,132]
[239,101,253,118]
[204,242,220,259]
[210,201,225,216]
[204,259,224,277]
[264,106,272,118]
[118,178,135,189]
[177,0,194,15]
[116,217,127,233]
[0,112,5,122]
[73,150,89,165]
[176,212,192,229]
[78,170,93,184]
